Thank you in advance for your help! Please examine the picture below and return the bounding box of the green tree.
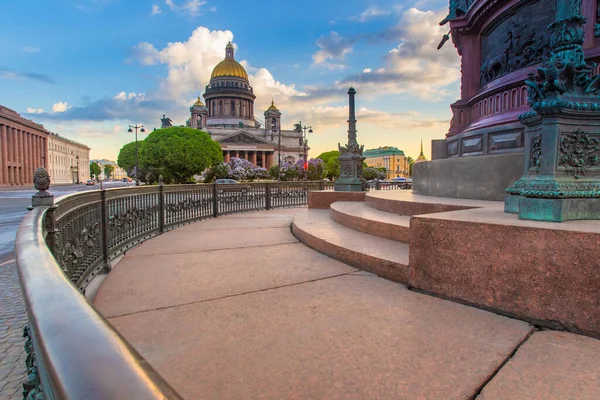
[140,126,223,184]
[117,142,139,177]
[103,164,114,180]
[317,150,340,164]
[325,157,340,180]
[90,162,101,179]
[406,156,415,177]
[363,167,386,181]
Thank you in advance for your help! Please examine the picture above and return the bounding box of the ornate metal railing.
[15,179,410,399]
[365,180,412,190]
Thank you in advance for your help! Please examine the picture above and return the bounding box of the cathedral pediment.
[218,131,271,145]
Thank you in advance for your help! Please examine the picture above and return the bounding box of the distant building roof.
[49,131,91,149]
[364,146,405,157]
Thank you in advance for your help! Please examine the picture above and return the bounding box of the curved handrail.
[15,206,183,400]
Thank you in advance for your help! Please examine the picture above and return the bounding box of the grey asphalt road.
[0,181,131,264]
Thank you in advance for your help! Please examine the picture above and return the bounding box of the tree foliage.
[325,157,340,180]
[406,156,415,177]
[317,150,340,164]
[117,142,139,177]
[90,162,101,178]
[103,164,114,179]
[139,127,223,184]
[363,167,386,181]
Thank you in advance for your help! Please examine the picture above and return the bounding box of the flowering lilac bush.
[202,157,269,182]
[268,158,325,181]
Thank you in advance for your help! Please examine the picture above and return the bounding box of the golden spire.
[194,95,205,107]
[267,99,279,111]
[416,137,427,162]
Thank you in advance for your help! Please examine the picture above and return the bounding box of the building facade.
[48,132,91,184]
[182,43,306,168]
[364,146,410,179]
[90,159,127,181]
[0,105,49,186]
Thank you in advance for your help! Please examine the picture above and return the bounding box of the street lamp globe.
[309,128,313,133]
[127,127,133,133]
[140,127,146,133]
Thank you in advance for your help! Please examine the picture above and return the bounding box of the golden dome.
[267,99,278,111]
[194,95,205,106]
[210,42,248,80]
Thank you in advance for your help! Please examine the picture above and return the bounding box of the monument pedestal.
[505,110,600,222]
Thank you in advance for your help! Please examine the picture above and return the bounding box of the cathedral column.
[18,129,24,184]
[224,151,231,162]
[268,152,274,169]
[261,151,266,168]
[233,150,238,159]
[251,151,257,166]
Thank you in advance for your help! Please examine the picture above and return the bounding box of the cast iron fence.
[15,179,409,399]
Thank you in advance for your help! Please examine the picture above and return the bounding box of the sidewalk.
[94,208,600,399]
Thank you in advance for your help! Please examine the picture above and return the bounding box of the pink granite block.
[409,209,600,336]
[308,191,365,209]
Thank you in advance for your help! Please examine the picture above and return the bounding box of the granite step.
[292,209,409,284]
[330,201,411,243]
[365,191,492,216]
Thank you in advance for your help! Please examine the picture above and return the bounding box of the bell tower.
[190,95,208,129]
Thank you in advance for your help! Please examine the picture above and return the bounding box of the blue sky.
[0,0,458,161]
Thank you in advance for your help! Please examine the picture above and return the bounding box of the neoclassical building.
[47,132,91,184]
[185,42,306,168]
[364,146,410,179]
[0,105,49,186]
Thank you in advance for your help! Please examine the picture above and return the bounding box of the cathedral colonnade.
[0,106,49,186]
[223,149,274,169]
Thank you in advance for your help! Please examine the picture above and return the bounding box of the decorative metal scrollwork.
[166,198,211,213]
[108,206,158,233]
[57,221,100,281]
[530,135,542,172]
[558,129,600,178]
[22,325,45,400]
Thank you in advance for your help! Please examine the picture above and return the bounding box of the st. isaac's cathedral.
[171,42,307,169]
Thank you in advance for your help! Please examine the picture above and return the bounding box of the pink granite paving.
[95,209,546,399]
[477,331,600,400]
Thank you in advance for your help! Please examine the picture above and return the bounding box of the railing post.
[212,183,219,218]
[319,180,324,190]
[266,183,271,210]
[158,179,164,233]
[44,205,58,258]
[100,189,110,274]
[376,179,381,190]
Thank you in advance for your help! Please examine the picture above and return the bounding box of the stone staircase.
[292,191,491,286]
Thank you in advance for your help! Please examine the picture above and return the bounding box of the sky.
[0,0,459,161]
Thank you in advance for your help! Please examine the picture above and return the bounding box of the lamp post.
[127,124,146,186]
[75,155,80,184]
[298,121,313,179]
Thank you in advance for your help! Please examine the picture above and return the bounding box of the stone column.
[18,130,24,184]
[224,151,230,162]
[43,137,47,168]
[0,124,6,184]
[251,151,257,166]
[28,133,34,181]
[33,135,38,170]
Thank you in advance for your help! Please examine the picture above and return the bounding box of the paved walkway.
[94,208,600,400]
[0,261,26,400]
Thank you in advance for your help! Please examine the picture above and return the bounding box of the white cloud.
[342,8,460,100]
[353,7,390,22]
[312,31,355,66]
[114,92,145,101]
[52,102,69,113]
[151,4,162,15]
[165,0,208,17]
[26,107,44,113]
[22,47,40,53]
